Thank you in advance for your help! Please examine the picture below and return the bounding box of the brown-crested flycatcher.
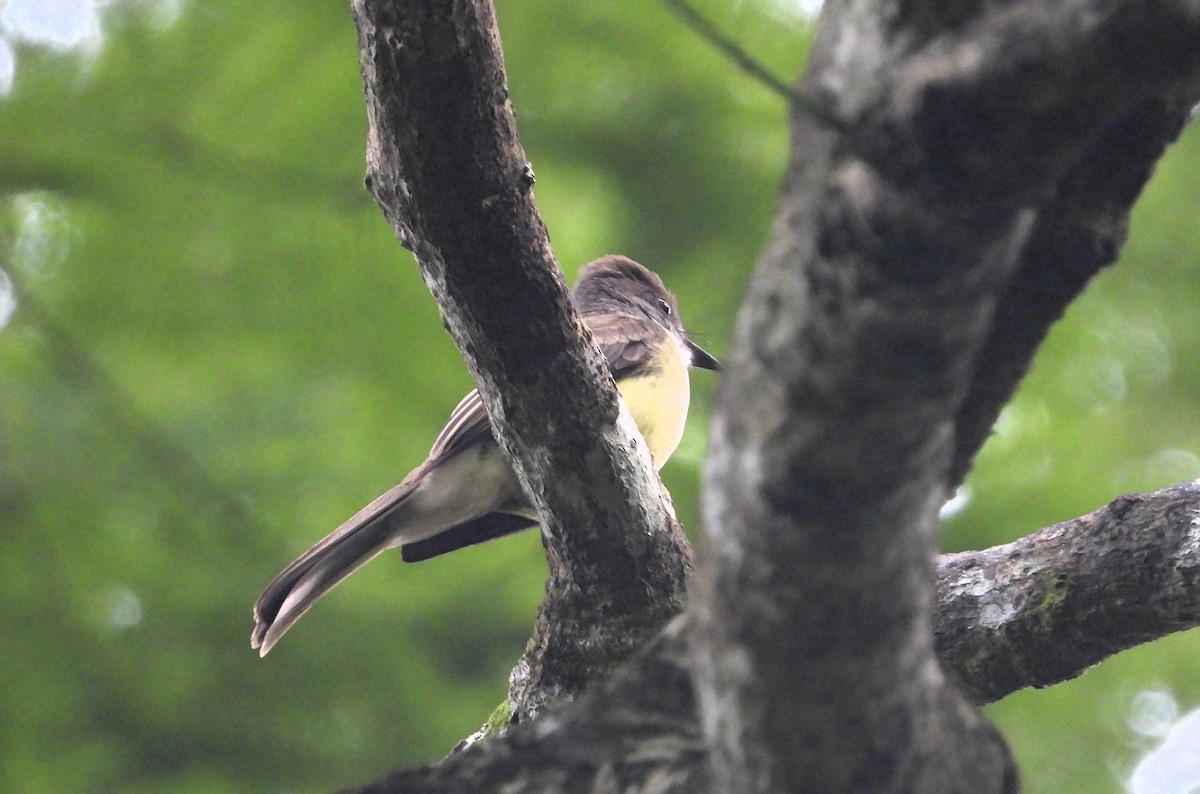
[251,255,719,655]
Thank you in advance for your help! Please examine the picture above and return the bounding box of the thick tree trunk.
[691,1,1200,789]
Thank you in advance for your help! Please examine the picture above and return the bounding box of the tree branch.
[949,87,1200,486]
[351,0,692,730]
[937,480,1200,704]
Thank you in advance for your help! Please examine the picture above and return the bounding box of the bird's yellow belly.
[617,339,691,471]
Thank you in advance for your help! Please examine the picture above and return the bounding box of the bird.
[251,255,720,656]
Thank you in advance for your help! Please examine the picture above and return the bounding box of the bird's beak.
[685,338,721,371]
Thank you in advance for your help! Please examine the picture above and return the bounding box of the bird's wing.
[401,512,538,562]
[427,314,663,461]
[428,389,493,462]
[585,313,664,380]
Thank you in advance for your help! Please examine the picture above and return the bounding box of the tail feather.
[251,521,393,656]
[251,473,423,656]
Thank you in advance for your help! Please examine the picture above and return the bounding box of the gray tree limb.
[948,88,1200,487]
[692,0,1200,789]
[937,480,1200,704]
[351,0,693,732]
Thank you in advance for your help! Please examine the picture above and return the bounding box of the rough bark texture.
[342,0,1200,791]
[352,0,692,730]
[936,481,1200,704]
[948,88,1200,486]
[691,0,1200,790]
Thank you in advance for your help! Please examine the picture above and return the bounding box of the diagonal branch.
[949,88,1200,486]
[351,0,692,730]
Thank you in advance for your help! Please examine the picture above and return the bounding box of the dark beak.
[686,338,721,371]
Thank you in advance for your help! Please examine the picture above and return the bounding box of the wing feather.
[427,314,665,462]
[428,389,493,461]
[585,313,664,381]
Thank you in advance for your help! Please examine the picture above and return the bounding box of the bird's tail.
[251,476,419,656]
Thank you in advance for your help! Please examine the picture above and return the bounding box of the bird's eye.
[656,298,672,316]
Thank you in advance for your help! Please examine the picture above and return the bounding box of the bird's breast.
[617,336,691,471]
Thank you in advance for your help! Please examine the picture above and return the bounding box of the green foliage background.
[1,2,1197,792]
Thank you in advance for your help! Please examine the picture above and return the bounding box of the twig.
[662,0,848,132]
